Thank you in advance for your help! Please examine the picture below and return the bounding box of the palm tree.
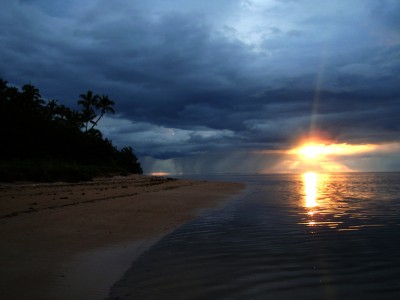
[20,84,44,111]
[45,99,58,120]
[88,94,115,131]
[0,79,8,97]
[55,105,82,129]
[78,90,99,132]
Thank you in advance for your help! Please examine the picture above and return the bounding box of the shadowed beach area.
[0,175,244,299]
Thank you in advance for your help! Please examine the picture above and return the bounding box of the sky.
[1,0,399,173]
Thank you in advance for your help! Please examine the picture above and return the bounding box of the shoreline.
[0,175,245,299]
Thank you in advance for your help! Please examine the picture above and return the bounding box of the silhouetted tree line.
[0,79,142,181]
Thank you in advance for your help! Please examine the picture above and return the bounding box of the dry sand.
[0,175,244,299]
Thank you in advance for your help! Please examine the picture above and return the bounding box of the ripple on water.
[109,173,400,300]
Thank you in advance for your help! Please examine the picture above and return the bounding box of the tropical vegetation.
[0,79,142,182]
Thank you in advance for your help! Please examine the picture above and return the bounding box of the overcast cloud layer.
[1,0,399,172]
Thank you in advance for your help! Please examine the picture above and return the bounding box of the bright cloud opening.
[265,142,400,173]
[290,143,378,162]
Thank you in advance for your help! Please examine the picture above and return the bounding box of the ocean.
[108,173,400,299]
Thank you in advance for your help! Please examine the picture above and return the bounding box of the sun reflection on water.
[300,172,350,230]
[304,172,318,208]
[301,171,337,229]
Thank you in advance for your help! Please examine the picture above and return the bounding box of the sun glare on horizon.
[298,144,328,161]
[292,142,377,162]
[281,141,379,172]
[149,172,171,176]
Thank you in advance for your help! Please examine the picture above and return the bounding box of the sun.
[298,144,328,161]
[284,141,378,172]
[292,142,377,162]
[266,140,383,173]
[263,140,396,173]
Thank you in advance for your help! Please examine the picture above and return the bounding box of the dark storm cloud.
[1,0,399,171]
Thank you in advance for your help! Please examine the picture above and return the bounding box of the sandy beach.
[0,175,244,299]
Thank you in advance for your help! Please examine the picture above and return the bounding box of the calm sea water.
[109,173,400,300]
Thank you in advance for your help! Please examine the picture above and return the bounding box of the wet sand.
[0,175,244,299]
